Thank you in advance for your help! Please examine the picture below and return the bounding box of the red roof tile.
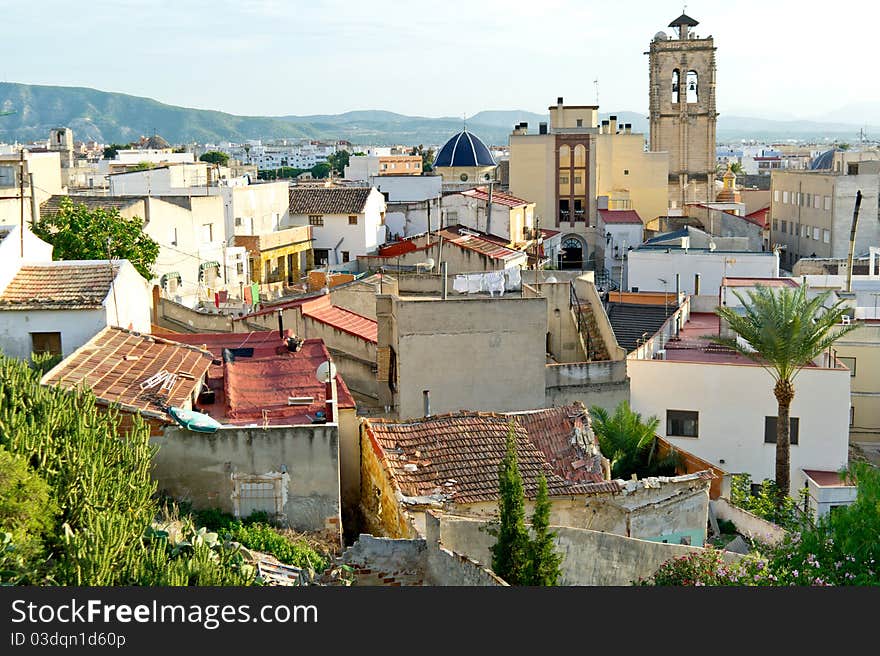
[438,226,522,261]
[803,470,855,488]
[0,262,121,310]
[40,327,213,420]
[169,333,355,425]
[599,209,643,225]
[301,297,378,343]
[364,409,619,504]
[461,186,531,208]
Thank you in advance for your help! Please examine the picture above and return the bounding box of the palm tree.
[590,401,661,479]
[713,285,856,503]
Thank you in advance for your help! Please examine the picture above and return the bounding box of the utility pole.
[846,190,863,293]
[18,149,24,257]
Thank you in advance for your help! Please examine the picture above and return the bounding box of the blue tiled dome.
[810,149,838,170]
[433,129,496,168]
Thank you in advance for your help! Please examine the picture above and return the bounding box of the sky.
[4,0,879,121]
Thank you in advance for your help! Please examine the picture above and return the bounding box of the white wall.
[104,260,152,333]
[0,308,106,360]
[628,358,851,497]
[627,249,779,296]
[0,224,54,293]
[371,175,442,203]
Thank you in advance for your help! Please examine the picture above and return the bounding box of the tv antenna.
[593,79,599,105]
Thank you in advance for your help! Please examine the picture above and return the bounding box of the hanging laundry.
[467,273,483,293]
[217,290,228,304]
[453,275,469,294]
[250,283,260,307]
[485,271,505,296]
[214,293,220,308]
[504,267,522,290]
[243,285,252,306]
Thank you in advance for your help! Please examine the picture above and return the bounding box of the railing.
[569,281,593,359]
[594,267,619,291]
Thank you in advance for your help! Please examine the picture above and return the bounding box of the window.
[576,118,583,127]
[573,176,581,184]
[850,406,855,427]
[236,262,244,275]
[348,215,358,225]
[838,356,856,376]
[823,229,830,244]
[201,223,213,243]
[802,224,808,238]
[764,416,799,445]
[824,196,832,210]
[31,332,61,356]
[309,215,324,226]
[773,219,779,231]
[231,473,287,520]
[781,220,788,233]
[559,175,570,186]
[782,191,789,203]
[814,194,820,209]
[774,190,780,202]
[0,165,16,188]
[234,217,242,226]
[459,173,469,182]
[623,169,629,175]
[813,227,820,240]
[671,69,680,103]
[685,70,698,103]
[796,192,801,206]
[341,251,350,263]
[667,410,699,437]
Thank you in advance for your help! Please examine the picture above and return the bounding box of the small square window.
[764,416,799,445]
[667,410,699,437]
[309,215,324,226]
[341,251,350,263]
[623,169,629,175]
[348,215,358,225]
[31,332,62,356]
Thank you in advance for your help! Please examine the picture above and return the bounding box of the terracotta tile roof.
[508,405,606,484]
[231,294,323,321]
[803,469,855,488]
[0,262,120,310]
[301,297,378,343]
[599,209,643,225]
[364,410,620,504]
[40,327,213,420]
[438,226,523,261]
[169,333,356,425]
[289,187,372,215]
[41,195,144,219]
[723,277,799,288]
[461,186,531,208]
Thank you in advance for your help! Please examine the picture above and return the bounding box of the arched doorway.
[559,235,586,270]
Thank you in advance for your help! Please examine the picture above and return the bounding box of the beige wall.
[595,131,669,224]
[377,293,547,418]
[832,322,880,441]
[508,134,556,226]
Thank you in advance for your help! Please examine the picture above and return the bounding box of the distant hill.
[0,82,875,146]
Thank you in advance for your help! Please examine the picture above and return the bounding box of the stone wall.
[155,297,236,333]
[544,360,630,413]
[711,498,786,547]
[152,425,342,544]
[437,514,734,586]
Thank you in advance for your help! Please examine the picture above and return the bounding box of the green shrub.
[226,522,327,572]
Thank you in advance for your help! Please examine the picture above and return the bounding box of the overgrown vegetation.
[0,354,254,585]
[33,197,160,280]
[730,473,807,531]
[193,508,329,571]
[489,421,563,586]
[589,401,681,479]
[639,462,880,586]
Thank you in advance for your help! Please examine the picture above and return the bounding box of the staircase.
[570,283,611,361]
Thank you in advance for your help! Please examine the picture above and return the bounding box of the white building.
[0,150,66,225]
[369,174,442,238]
[627,246,779,309]
[288,187,386,270]
[597,209,644,290]
[0,226,150,359]
[628,309,852,500]
[441,187,535,245]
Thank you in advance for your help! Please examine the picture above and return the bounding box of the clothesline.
[452,268,521,296]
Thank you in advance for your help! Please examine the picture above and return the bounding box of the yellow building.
[508,99,667,270]
[832,322,880,443]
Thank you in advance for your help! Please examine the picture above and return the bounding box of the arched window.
[671,69,680,104]
[559,145,570,168]
[574,144,586,167]
[686,70,698,103]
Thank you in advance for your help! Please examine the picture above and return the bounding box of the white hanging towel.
[485,271,505,296]
[467,274,483,293]
[504,267,522,290]
[453,275,469,294]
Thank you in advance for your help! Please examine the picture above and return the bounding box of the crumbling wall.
[438,514,733,586]
[152,425,342,544]
[711,498,786,547]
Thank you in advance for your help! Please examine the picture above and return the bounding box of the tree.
[410,144,435,172]
[327,150,350,176]
[490,420,530,585]
[713,285,855,504]
[524,474,562,586]
[200,151,230,167]
[32,197,160,280]
[589,401,664,479]
[102,143,128,159]
[310,162,332,179]
[132,161,156,171]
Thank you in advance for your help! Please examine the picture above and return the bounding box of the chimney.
[624,123,632,134]
[423,390,431,417]
[557,96,564,105]
[609,115,618,134]
[601,120,609,135]
[539,122,548,135]
[277,309,284,339]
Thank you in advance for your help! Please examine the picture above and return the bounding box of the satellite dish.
[316,360,337,383]
[424,257,435,270]
[546,275,558,283]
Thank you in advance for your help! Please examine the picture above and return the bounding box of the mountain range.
[0,82,876,147]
